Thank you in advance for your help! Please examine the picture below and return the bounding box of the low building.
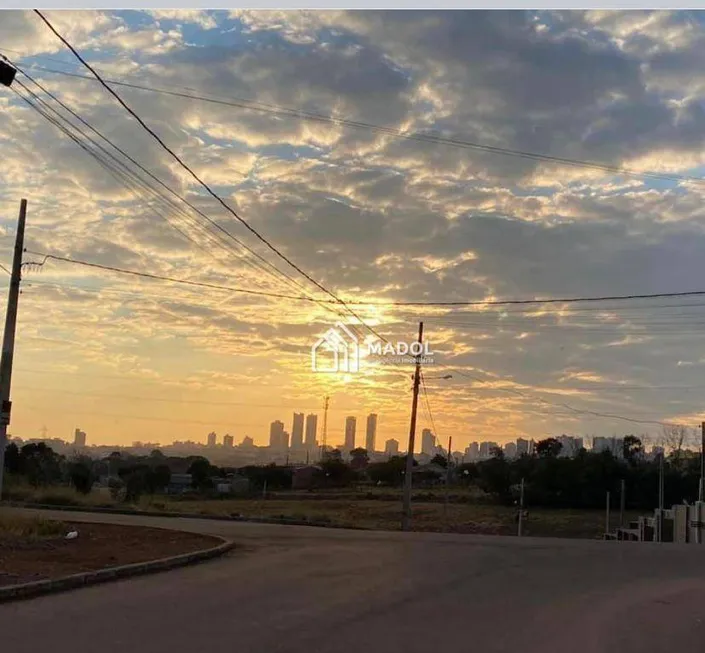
[292,465,322,490]
[167,473,193,494]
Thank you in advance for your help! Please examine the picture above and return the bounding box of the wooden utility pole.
[401,321,423,532]
[444,435,452,531]
[698,423,704,545]
[0,199,27,500]
[517,477,525,537]
[619,479,626,529]
[605,491,611,537]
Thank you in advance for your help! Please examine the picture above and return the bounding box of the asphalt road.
[1,509,704,653]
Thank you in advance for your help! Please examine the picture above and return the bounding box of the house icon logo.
[311,322,360,373]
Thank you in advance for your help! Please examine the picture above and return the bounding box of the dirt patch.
[0,522,222,587]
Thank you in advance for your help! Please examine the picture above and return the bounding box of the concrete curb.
[0,536,236,604]
[1,501,366,530]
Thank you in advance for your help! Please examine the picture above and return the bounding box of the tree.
[661,425,692,467]
[535,438,563,459]
[368,456,408,486]
[148,464,172,493]
[350,447,370,470]
[188,458,214,490]
[3,442,20,474]
[430,453,448,468]
[318,459,356,487]
[489,446,505,460]
[18,443,63,486]
[623,435,644,464]
[69,460,94,494]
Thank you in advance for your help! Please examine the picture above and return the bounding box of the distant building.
[516,438,531,457]
[305,414,318,450]
[207,431,217,448]
[479,441,499,459]
[223,434,234,448]
[592,436,624,458]
[241,436,255,448]
[384,438,400,457]
[557,435,583,458]
[269,421,286,450]
[291,413,305,449]
[464,442,479,461]
[504,441,517,458]
[73,428,86,448]
[344,416,357,453]
[421,429,436,456]
[366,413,378,453]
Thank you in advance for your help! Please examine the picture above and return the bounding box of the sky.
[1,9,705,450]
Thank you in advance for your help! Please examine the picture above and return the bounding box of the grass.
[3,482,643,540]
[0,509,66,540]
[4,483,117,508]
[139,495,634,538]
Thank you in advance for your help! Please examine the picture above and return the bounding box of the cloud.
[3,10,705,446]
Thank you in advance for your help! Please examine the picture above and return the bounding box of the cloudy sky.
[1,9,705,450]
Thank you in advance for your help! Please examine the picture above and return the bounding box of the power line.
[13,384,361,411]
[15,55,705,188]
[420,371,440,440]
[33,11,385,343]
[10,64,337,304]
[450,368,681,427]
[23,250,347,304]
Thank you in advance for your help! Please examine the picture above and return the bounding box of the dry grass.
[5,483,116,508]
[0,509,66,540]
[140,496,632,539]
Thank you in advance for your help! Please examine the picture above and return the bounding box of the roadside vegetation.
[1,436,696,538]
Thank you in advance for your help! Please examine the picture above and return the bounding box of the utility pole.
[0,199,27,501]
[658,452,665,543]
[605,491,611,537]
[697,422,705,545]
[619,479,626,529]
[517,477,525,537]
[444,435,452,532]
[401,321,423,532]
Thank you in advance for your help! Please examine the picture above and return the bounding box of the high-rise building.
[504,441,517,458]
[223,434,234,448]
[291,413,304,449]
[207,431,217,448]
[557,435,583,458]
[464,442,479,461]
[516,438,531,456]
[73,428,86,448]
[365,413,378,453]
[269,421,286,449]
[384,438,399,457]
[344,416,357,452]
[421,429,436,456]
[479,441,499,459]
[305,413,318,449]
[592,436,623,458]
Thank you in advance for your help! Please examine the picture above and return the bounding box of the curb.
[1,501,366,530]
[0,536,236,604]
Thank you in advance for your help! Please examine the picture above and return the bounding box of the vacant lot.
[141,496,636,539]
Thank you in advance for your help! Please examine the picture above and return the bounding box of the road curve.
[1,508,704,653]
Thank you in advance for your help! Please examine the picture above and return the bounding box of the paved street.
[1,509,704,653]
